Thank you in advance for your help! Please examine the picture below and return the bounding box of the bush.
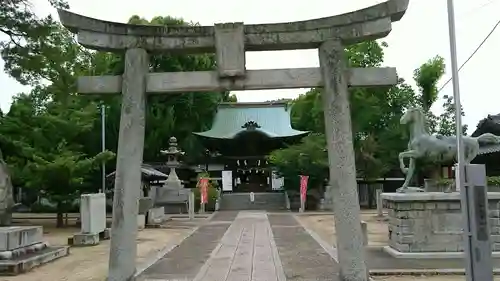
[488,176,500,186]
[29,202,57,213]
[29,201,79,213]
[436,176,500,187]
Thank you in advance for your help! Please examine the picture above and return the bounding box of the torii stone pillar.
[319,40,367,280]
[107,48,148,280]
[57,1,410,280]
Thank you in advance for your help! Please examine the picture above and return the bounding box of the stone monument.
[0,226,69,275]
[70,193,110,246]
[58,1,410,280]
[0,150,15,226]
[397,107,500,193]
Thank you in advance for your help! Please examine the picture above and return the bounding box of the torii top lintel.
[57,0,409,53]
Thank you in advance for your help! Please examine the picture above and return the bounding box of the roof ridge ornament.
[241,120,261,130]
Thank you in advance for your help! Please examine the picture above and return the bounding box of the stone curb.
[267,214,287,281]
[370,268,500,276]
[133,226,199,279]
[293,215,377,281]
[133,211,218,278]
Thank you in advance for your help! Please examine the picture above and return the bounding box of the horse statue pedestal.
[381,192,500,258]
[396,186,424,193]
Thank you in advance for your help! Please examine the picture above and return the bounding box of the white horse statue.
[398,108,500,193]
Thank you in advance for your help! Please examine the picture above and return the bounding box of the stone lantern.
[154,137,190,208]
[159,137,184,190]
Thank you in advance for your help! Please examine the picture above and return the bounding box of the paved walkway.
[139,211,339,281]
[194,211,286,281]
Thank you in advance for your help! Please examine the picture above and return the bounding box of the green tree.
[0,0,68,48]
[412,55,467,136]
[1,12,235,214]
[268,134,328,192]
[84,16,235,170]
[0,19,116,226]
[436,94,467,136]
[0,91,114,227]
[413,55,445,113]
[271,41,417,187]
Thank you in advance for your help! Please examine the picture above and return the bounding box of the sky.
[1,0,499,132]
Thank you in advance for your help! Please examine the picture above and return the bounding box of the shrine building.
[193,101,308,193]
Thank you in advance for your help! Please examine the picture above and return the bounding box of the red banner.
[199,178,209,204]
[300,175,309,202]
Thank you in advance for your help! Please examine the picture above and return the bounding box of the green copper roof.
[194,101,308,139]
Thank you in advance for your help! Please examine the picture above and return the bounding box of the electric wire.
[459,0,498,18]
[437,17,500,93]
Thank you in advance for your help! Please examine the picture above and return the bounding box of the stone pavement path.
[194,211,286,281]
[139,211,339,281]
[269,214,340,281]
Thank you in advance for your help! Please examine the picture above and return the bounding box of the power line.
[438,17,500,93]
[460,0,498,18]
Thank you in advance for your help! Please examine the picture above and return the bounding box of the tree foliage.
[0,0,68,48]
[269,46,467,190]
[412,55,467,136]
[413,55,445,112]
[0,6,232,225]
[270,41,418,188]
[0,1,469,218]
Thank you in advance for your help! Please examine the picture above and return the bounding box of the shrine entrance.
[58,1,409,280]
[194,101,307,193]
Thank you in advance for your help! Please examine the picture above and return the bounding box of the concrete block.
[71,232,99,246]
[436,202,448,209]
[360,221,368,246]
[147,207,165,225]
[137,214,145,230]
[489,209,500,218]
[99,228,111,240]
[0,226,43,251]
[80,193,106,234]
[410,202,425,210]
[492,226,500,234]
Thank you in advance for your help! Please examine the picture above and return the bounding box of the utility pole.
[101,104,106,194]
[447,1,493,280]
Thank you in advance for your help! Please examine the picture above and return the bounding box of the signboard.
[271,171,284,190]
[199,178,209,204]
[222,170,233,191]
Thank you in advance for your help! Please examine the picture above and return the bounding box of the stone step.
[0,246,69,275]
[220,192,286,210]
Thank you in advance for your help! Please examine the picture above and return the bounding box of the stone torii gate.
[58,0,409,280]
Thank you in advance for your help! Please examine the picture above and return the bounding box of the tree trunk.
[56,202,64,228]
[0,212,12,226]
